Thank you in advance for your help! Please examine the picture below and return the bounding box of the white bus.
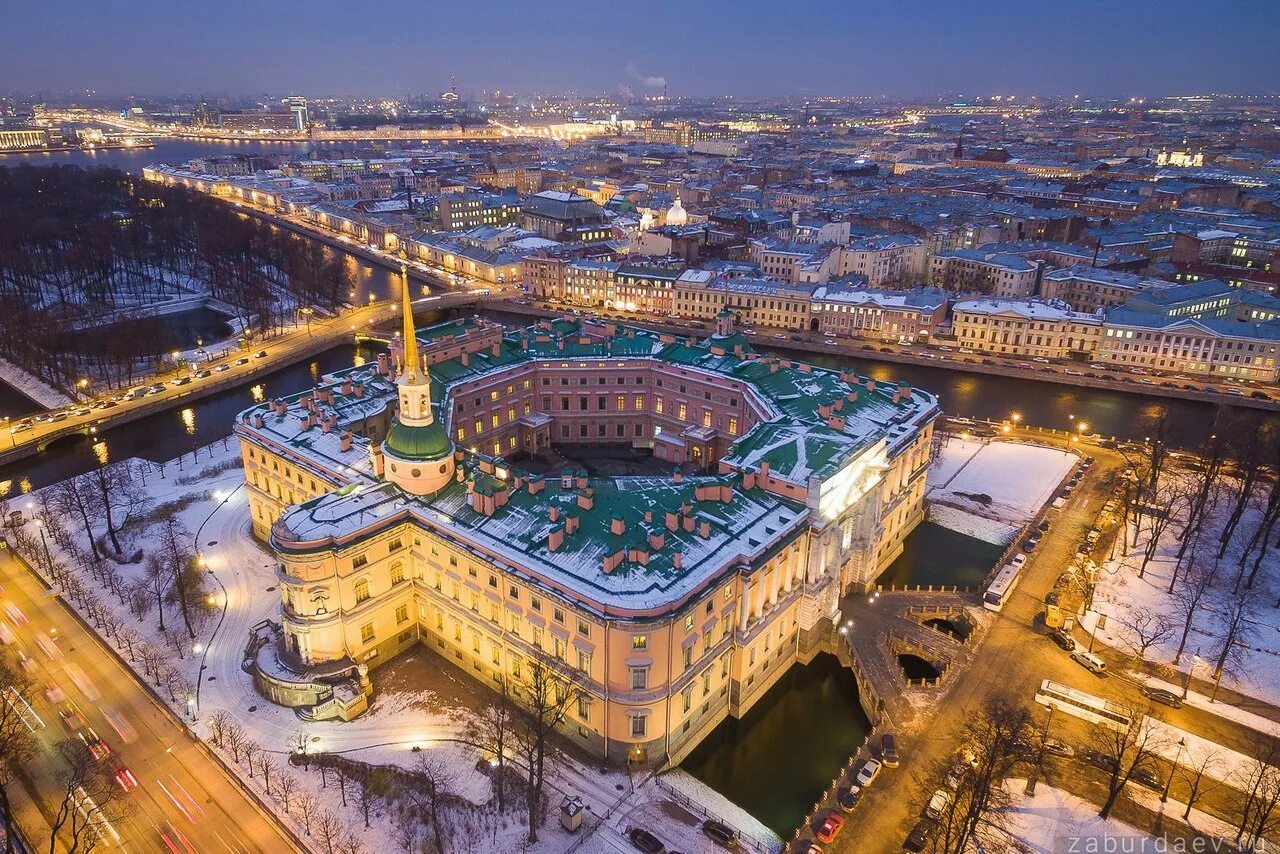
[983,563,1023,612]
[1034,679,1132,732]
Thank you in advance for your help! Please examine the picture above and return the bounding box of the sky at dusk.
[4,0,1279,99]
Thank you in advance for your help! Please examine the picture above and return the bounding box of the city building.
[811,285,950,343]
[237,294,938,764]
[833,236,927,287]
[929,249,1040,298]
[952,299,1104,360]
[1098,309,1280,382]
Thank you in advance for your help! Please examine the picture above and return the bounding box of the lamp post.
[1161,738,1186,803]
[1182,650,1202,700]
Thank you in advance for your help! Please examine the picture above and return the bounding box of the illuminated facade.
[236,295,938,762]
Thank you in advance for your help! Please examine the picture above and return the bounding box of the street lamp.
[1161,738,1186,803]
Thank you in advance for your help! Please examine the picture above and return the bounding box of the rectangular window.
[630,715,647,738]
[632,635,648,650]
[360,623,375,644]
[395,604,409,624]
[352,554,368,569]
[576,649,591,673]
[630,667,648,690]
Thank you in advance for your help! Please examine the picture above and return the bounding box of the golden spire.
[400,264,420,379]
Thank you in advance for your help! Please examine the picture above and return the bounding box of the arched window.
[354,578,371,604]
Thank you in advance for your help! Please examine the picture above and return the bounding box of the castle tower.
[380,266,455,495]
[714,305,735,338]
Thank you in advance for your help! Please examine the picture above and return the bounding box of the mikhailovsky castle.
[235,282,937,765]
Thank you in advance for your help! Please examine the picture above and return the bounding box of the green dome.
[383,417,453,462]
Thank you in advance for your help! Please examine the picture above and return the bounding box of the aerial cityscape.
[1,2,1280,853]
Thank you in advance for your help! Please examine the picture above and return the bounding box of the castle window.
[354,579,370,603]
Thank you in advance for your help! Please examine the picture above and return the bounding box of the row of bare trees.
[916,695,1280,852]
[0,163,354,391]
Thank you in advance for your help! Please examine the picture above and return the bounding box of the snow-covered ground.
[1004,780,1156,854]
[21,442,783,854]
[0,356,72,408]
[1089,471,1280,709]
[927,437,1078,545]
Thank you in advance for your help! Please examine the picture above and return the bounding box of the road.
[0,288,505,468]
[824,435,1275,853]
[0,549,300,853]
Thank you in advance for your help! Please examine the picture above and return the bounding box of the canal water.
[682,653,870,838]
[878,521,1006,589]
[59,307,235,357]
[0,342,381,495]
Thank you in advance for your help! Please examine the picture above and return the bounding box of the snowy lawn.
[927,437,1079,545]
[1004,780,1157,854]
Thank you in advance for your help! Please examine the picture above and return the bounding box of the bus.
[1034,680,1132,732]
[983,563,1023,612]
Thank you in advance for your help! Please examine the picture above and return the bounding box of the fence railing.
[652,777,776,854]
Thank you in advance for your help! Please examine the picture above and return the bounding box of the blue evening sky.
[3,0,1278,98]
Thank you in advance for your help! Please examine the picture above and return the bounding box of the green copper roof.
[384,417,453,462]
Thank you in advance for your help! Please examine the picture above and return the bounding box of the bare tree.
[1118,610,1176,661]
[295,792,317,836]
[223,722,247,763]
[142,555,170,632]
[47,739,123,854]
[925,698,1036,854]
[1172,558,1218,666]
[1209,581,1262,701]
[314,809,344,854]
[512,652,585,843]
[1237,735,1280,850]
[1091,702,1169,819]
[409,752,456,854]
[89,460,146,558]
[1180,747,1225,822]
[275,772,298,814]
[0,661,37,854]
[464,676,515,813]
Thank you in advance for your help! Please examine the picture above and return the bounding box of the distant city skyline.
[4,0,1279,100]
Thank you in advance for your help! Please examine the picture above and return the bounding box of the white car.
[1010,554,1027,569]
[854,758,882,787]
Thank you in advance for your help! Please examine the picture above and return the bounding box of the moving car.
[254,350,268,358]
[1140,686,1183,708]
[626,827,664,853]
[214,363,231,372]
[234,357,250,365]
[79,729,111,761]
[113,763,139,792]
[815,812,845,844]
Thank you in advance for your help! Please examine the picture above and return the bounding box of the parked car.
[881,733,899,767]
[1082,750,1118,773]
[1132,767,1164,790]
[815,813,846,844]
[1037,520,1052,532]
[925,788,952,819]
[837,786,861,813]
[1071,650,1108,675]
[627,827,664,854]
[1009,554,1027,569]
[1023,535,1040,552]
[1140,686,1183,708]
[1043,739,1075,758]
[854,758,882,787]
[701,819,735,847]
[1048,628,1076,651]
[903,819,938,853]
